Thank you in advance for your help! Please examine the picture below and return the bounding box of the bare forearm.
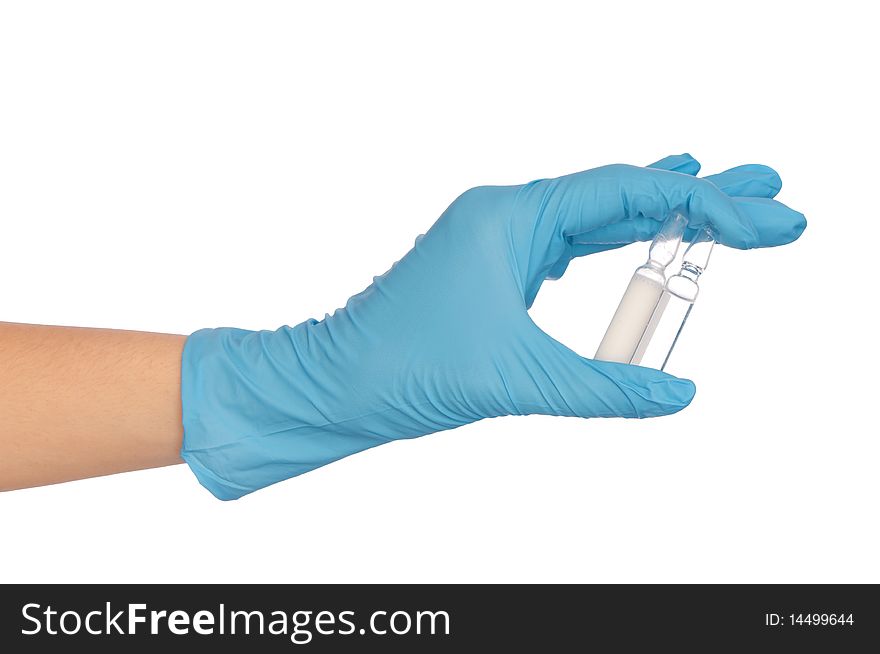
[0,322,185,490]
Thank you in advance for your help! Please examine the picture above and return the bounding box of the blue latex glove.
[181,154,806,499]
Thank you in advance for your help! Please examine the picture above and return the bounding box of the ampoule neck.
[679,261,705,282]
[635,260,667,286]
[646,211,688,269]
[667,225,716,300]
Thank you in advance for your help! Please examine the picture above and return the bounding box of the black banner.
[1,584,876,651]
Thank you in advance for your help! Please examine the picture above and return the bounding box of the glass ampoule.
[594,211,687,364]
[634,225,716,370]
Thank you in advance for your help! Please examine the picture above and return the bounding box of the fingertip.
[705,164,783,199]
[589,359,697,418]
[746,164,783,195]
[791,211,807,241]
[642,376,696,416]
[728,163,782,185]
[730,197,807,248]
[649,153,701,176]
[668,377,697,406]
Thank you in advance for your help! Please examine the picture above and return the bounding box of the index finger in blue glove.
[545,164,805,251]
[649,154,782,200]
[649,156,783,200]
[545,164,761,248]
[546,154,702,277]
[703,163,783,199]
[568,191,805,252]
[564,163,794,252]
[545,157,793,278]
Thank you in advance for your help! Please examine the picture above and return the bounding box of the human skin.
[0,322,185,491]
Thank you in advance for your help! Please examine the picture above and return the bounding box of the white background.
[1,1,877,583]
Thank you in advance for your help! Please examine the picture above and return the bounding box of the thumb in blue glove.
[181,155,806,499]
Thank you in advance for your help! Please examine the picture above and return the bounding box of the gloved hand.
[181,154,806,499]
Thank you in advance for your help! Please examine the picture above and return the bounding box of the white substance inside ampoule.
[594,273,664,364]
[631,292,670,366]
